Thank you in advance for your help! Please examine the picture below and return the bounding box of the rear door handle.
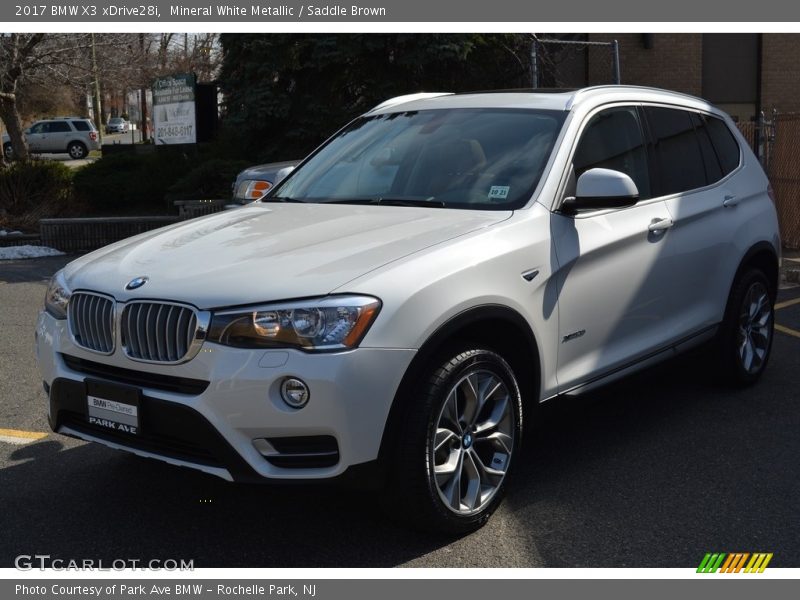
[648,217,674,233]
[723,194,739,208]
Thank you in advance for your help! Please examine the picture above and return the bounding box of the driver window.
[573,107,651,200]
[29,122,47,134]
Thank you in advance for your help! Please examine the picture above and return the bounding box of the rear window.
[71,120,90,131]
[690,113,724,184]
[644,106,707,196]
[704,115,741,175]
[48,121,71,133]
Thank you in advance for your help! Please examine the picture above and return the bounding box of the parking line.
[775,324,800,339]
[0,428,48,445]
[775,297,800,310]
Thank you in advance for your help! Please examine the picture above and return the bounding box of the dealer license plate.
[85,379,141,435]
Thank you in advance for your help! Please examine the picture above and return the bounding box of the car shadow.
[0,435,453,568]
[1,340,797,568]
[503,340,800,567]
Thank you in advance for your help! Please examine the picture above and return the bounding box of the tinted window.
[704,115,741,175]
[644,107,707,196]
[690,113,723,183]
[71,120,90,131]
[48,121,71,133]
[573,107,651,199]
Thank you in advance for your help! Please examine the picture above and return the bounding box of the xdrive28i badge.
[125,276,148,290]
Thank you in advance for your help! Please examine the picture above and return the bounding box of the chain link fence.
[532,37,620,88]
[739,113,800,249]
[764,113,800,249]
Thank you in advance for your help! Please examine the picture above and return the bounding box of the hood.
[64,203,511,308]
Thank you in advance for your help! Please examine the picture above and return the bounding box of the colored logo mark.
[697,552,773,573]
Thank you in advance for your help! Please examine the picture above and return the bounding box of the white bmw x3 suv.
[36,86,780,533]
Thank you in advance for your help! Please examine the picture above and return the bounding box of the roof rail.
[368,92,453,113]
[570,84,706,105]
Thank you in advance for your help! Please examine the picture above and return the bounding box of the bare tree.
[0,34,45,163]
[1,32,221,160]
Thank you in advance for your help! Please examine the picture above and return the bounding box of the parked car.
[3,117,100,160]
[231,160,300,203]
[37,87,780,533]
[105,117,129,134]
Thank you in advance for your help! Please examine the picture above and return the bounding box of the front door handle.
[648,217,674,233]
[723,194,739,208]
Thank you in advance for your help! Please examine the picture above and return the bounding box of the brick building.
[541,34,800,122]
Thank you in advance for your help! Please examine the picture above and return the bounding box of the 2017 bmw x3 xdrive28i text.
[37,87,780,533]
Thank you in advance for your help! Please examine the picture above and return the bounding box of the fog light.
[280,377,310,408]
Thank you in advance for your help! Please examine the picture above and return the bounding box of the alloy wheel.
[737,281,772,374]
[431,369,514,516]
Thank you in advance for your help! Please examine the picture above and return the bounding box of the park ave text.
[14,4,388,18]
[16,584,317,597]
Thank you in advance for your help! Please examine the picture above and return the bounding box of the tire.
[716,268,775,386]
[67,141,87,159]
[385,346,523,534]
[3,143,13,161]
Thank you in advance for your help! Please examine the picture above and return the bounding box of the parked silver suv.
[36,87,780,533]
[3,117,100,160]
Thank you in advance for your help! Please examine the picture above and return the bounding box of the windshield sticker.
[488,186,510,200]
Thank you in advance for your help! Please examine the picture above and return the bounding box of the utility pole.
[90,33,104,144]
[139,33,149,142]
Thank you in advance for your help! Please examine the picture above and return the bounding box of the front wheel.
[386,347,523,534]
[716,268,775,386]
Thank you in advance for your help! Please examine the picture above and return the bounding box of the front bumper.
[36,311,415,483]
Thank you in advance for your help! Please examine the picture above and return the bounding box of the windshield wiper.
[261,196,305,203]
[327,197,446,208]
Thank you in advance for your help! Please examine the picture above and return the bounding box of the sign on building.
[152,73,196,144]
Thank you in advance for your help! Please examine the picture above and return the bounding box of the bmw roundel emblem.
[125,276,149,291]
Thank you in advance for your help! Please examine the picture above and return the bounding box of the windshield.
[271,108,566,210]
[109,118,123,124]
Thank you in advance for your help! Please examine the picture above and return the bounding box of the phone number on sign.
[157,125,194,139]
[14,5,161,17]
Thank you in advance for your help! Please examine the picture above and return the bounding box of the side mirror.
[561,168,639,213]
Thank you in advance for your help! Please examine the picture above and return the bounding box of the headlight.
[45,270,71,319]
[207,295,381,351]
[235,179,272,201]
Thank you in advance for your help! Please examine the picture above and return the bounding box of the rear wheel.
[67,141,87,159]
[386,346,523,533]
[3,143,13,161]
[716,268,775,385]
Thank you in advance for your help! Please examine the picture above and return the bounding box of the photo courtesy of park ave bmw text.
[0,0,799,596]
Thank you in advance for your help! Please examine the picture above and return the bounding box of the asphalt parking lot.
[0,256,798,568]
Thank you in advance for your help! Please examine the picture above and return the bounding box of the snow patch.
[0,245,64,260]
